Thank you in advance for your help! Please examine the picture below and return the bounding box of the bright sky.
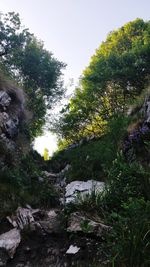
[1,0,150,155]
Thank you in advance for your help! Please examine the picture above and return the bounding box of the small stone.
[66,245,80,254]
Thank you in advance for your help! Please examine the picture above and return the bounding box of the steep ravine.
[0,79,150,266]
[0,78,109,266]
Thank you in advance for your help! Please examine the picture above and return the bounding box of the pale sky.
[1,0,150,155]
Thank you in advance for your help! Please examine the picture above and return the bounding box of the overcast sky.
[1,0,150,155]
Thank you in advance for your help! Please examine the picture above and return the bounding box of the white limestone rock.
[65,180,105,204]
[66,245,80,254]
[0,229,21,259]
[7,207,38,230]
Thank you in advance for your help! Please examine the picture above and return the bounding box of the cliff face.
[123,92,150,165]
[0,76,26,167]
[142,94,150,124]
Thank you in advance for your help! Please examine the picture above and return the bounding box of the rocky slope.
[0,76,27,167]
[0,79,150,266]
[0,171,109,267]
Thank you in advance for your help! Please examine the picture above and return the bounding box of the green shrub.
[0,152,59,218]
[104,154,150,211]
[66,189,106,219]
[51,115,130,182]
[108,198,150,267]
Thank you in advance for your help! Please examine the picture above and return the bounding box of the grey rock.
[0,111,19,154]
[0,91,11,110]
[65,180,105,204]
[7,207,62,235]
[0,78,26,167]
[0,112,19,138]
[0,228,21,259]
[141,95,150,123]
[0,134,15,151]
[5,117,19,137]
[144,97,150,123]
[7,207,37,230]
[57,164,71,178]
[39,210,62,234]
[43,171,57,179]
[0,112,9,129]
[67,212,111,237]
[38,176,44,183]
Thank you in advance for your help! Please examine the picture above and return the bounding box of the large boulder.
[65,180,105,204]
[0,228,21,259]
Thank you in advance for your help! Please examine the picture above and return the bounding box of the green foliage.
[80,219,93,234]
[104,154,150,211]
[63,149,150,266]
[83,18,150,94]
[53,18,150,143]
[108,198,150,267]
[53,138,112,182]
[65,189,106,220]
[0,12,66,138]
[65,157,150,267]
[0,14,149,267]
[52,115,129,182]
[0,151,59,217]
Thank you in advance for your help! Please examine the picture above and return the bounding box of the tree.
[82,18,150,97]
[0,12,66,138]
[53,19,150,145]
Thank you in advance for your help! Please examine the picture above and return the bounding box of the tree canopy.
[0,12,66,138]
[53,18,150,145]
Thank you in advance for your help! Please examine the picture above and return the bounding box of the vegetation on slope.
[0,12,66,138]
[0,12,65,216]
[53,18,150,145]
[0,15,150,267]
[51,18,150,266]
